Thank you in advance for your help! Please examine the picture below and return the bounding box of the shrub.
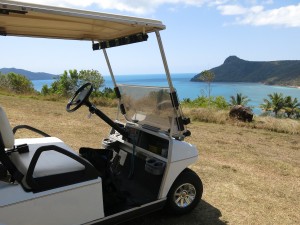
[41,69,105,97]
[181,95,229,110]
[0,72,35,94]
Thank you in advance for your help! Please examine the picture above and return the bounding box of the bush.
[181,95,229,110]
[0,72,35,94]
[41,69,105,97]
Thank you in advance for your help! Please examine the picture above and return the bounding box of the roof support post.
[155,30,174,92]
[156,30,188,139]
[102,48,117,88]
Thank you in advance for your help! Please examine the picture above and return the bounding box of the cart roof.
[0,0,165,41]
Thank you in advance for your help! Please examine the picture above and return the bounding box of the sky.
[1,0,300,76]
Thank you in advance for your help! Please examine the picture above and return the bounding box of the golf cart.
[0,1,203,224]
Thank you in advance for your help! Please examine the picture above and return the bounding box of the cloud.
[16,0,210,14]
[15,0,300,27]
[217,4,248,15]
[223,4,300,27]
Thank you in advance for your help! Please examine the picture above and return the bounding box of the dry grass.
[184,107,229,124]
[253,116,300,134]
[90,96,118,107]
[1,94,299,225]
[184,107,300,134]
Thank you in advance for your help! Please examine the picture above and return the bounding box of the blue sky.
[1,0,300,76]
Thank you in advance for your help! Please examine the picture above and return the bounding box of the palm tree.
[260,92,284,116]
[260,99,272,113]
[230,93,250,106]
[284,96,300,118]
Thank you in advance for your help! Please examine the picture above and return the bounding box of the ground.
[0,94,299,225]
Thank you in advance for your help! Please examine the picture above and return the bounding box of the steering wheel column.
[66,83,128,138]
[66,83,93,112]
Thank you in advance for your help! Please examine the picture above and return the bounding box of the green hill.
[191,56,300,86]
[0,68,58,80]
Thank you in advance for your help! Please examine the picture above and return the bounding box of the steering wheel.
[66,83,93,112]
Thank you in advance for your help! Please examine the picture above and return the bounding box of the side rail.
[13,125,51,137]
[25,145,99,192]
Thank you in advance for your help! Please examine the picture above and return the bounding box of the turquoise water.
[33,73,300,114]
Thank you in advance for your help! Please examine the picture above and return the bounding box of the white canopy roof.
[0,0,165,41]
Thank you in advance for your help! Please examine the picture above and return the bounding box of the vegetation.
[197,70,215,100]
[181,92,300,134]
[229,93,250,106]
[184,107,300,134]
[182,96,228,110]
[260,92,300,118]
[0,72,35,94]
[284,95,300,118]
[191,55,300,86]
[41,69,105,97]
[1,69,299,132]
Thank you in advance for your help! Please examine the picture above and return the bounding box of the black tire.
[166,168,203,215]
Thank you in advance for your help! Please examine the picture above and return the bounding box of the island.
[191,56,300,87]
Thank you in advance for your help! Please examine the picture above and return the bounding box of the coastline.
[191,80,300,89]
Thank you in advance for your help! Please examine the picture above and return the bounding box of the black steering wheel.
[66,83,93,112]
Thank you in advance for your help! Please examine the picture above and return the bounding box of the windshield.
[118,84,177,132]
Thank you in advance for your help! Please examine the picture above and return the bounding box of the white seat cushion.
[11,137,84,178]
[0,106,14,148]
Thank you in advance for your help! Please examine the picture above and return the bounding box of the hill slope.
[0,68,58,80]
[191,56,300,86]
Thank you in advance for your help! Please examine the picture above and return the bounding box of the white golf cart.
[0,1,203,224]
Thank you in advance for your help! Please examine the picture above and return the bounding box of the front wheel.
[166,168,203,214]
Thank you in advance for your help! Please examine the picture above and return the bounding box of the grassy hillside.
[0,94,299,225]
[191,56,300,86]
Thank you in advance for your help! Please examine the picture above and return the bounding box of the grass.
[1,94,299,225]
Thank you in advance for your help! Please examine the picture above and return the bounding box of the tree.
[283,96,300,118]
[230,93,250,106]
[101,87,116,98]
[42,69,104,97]
[78,70,104,91]
[0,72,34,94]
[41,84,51,96]
[198,70,215,104]
[260,93,285,116]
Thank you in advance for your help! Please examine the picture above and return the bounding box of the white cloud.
[15,0,300,27]
[237,3,300,27]
[217,4,264,15]
[16,0,210,14]
[217,4,248,15]
[250,5,264,13]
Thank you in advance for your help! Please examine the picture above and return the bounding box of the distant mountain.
[191,56,300,86]
[0,68,58,80]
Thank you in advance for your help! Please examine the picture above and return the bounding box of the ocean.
[32,73,300,114]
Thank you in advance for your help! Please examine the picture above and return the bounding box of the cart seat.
[0,106,99,192]
[13,137,84,178]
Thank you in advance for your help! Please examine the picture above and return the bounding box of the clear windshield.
[118,84,177,132]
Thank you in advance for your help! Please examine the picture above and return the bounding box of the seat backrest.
[0,106,23,184]
[0,106,15,149]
